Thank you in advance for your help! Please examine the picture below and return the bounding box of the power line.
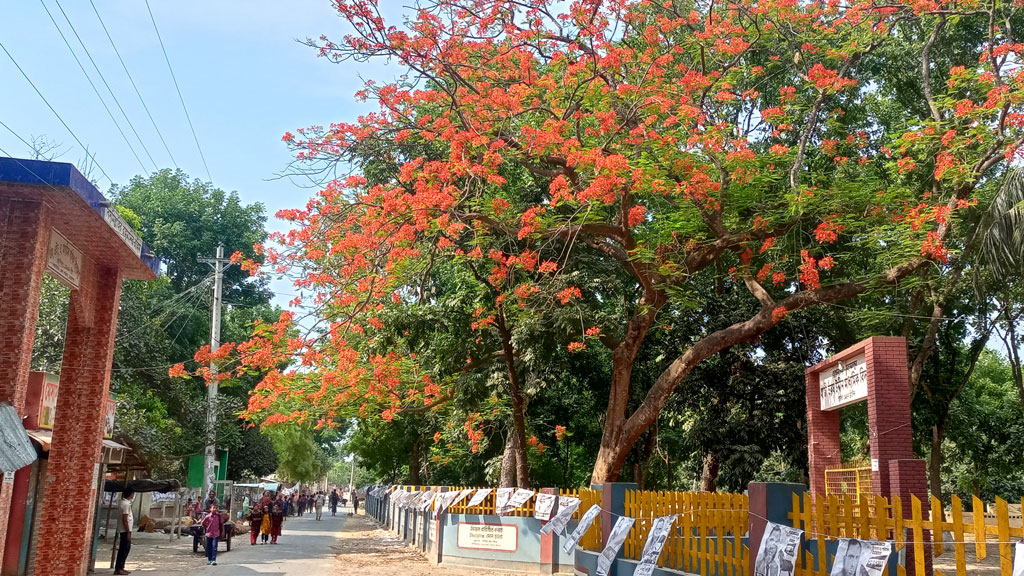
[144,0,212,181]
[0,120,35,153]
[88,0,179,170]
[50,0,159,171]
[0,40,112,184]
[38,0,149,173]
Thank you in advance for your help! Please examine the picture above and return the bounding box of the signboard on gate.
[819,354,868,410]
[46,229,82,289]
[39,373,60,429]
[456,523,518,552]
[99,206,144,257]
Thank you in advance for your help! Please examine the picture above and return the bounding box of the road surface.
[92,509,510,575]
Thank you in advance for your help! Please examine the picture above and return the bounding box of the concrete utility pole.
[199,243,232,498]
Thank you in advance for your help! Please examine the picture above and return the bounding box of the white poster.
[754,521,803,576]
[634,515,678,576]
[449,488,475,510]
[534,493,558,521]
[596,516,635,576]
[562,504,602,555]
[831,539,892,576]
[495,487,515,515]
[1013,542,1024,576]
[541,497,580,536]
[419,490,438,511]
[466,488,491,509]
[436,491,458,513]
[503,489,535,514]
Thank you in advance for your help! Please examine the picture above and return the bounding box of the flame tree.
[193,0,1024,483]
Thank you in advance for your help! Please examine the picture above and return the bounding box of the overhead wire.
[88,0,179,170]
[0,40,113,184]
[50,0,159,171]
[0,119,36,153]
[37,0,149,173]
[144,0,212,181]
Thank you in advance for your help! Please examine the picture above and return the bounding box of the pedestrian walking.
[329,489,339,516]
[260,505,271,544]
[314,492,325,521]
[270,504,284,544]
[352,492,359,515]
[247,506,263,545]
[200,503,224,566]
[113,488,135,575]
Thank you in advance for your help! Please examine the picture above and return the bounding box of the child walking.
[200,503,224,566]
[247,506,263,545]
[260,505,271,544]
[270,504,284,544]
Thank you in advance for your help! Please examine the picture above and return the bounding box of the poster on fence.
[541,496,580,535]
[436,491,458,513]
[596,516,636,576]
[831,539,892,576]
[534,493,557,521]
[419,490,438,511]
[634,515,678,576]
[495,487,515,515]
[449,488,475,510]
[466,488,491,508]
[562,504,602,554]
[754,522,803,576]
[505,489,535,514]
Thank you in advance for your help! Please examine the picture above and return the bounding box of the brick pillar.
[539,488,557,575]
[0,198,50,560]
[805,368,840,495]
[865,338,914,496]
[33,260,122,576]
[890,460,932,576]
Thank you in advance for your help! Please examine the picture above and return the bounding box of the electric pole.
[199,243,232,498]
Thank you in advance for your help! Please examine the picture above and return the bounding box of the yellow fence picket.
[931,495,945,557]
[950,494,966,576]
[972,495,987,561]
[911,495,925,576]
[996,497,1011,576]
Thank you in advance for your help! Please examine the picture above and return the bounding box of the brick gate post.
[0,199,50,558]
[33,261,123,576]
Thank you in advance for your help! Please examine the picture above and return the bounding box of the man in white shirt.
[114,488,135,575]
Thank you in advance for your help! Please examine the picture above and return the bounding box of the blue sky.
[1,0,404,305]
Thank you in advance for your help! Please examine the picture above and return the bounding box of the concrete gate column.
[0,198,51,560]
[33,259,122,576]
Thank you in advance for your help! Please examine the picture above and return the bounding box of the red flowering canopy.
[190,0,1024,482]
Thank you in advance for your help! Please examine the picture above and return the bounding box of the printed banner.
[503,489,535,514]
[466,488,491,508]
[419,490,438,511]
[562,504,602,555]
[634,515,678,576]
[534,493,557,521]
[1013,542,1024,576]
[831,539,892,576]
[541,497,580,536]
[754,521,803,576]
[449,488,475,510]
[495,487,515,515]
[436,491,458,513]
[596,516,636,576]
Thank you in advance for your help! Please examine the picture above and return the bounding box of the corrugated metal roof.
[0,403,37,473]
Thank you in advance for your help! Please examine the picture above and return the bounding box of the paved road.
[94,509,351,575]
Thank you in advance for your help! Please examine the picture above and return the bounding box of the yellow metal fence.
[824,467,873,504]
[623,490,749,576]
[790,493,1024,576]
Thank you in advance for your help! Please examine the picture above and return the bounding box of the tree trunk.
[632,423,658,490]
[496,309,530,488]
[929,424,944,511]
[499,432,518,488]
[700,451,720,492]
[409,439,421,485]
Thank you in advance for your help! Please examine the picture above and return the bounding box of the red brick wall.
[33,259,123,576]
[805,368,840,495]
[0,198,50,559]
